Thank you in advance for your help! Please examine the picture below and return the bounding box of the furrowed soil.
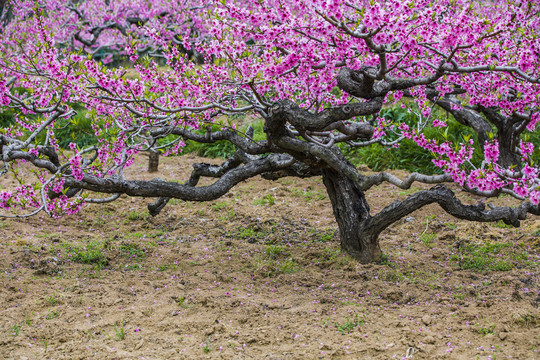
[1,155,539,360]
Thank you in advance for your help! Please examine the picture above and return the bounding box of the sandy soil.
[1,154,539,359]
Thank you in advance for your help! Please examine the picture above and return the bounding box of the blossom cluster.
[0,0,538,215]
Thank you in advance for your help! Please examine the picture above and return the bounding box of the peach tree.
[0,0,539,262]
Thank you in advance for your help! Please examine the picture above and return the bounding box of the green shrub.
[343,105,484,174]
[53,107,98,149]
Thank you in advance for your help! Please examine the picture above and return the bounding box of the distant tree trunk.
[148,149,159,173]
[322,168,382,263]
[496,124,521,169]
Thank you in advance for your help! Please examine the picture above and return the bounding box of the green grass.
[64,241,109,268]
[124,264,142,271]
[45,295,59,306]
[336,314,365,335]
[378,267,441,287]
[445,222,458,229]
[278,259,298,274]
[45,310,59,320]
[11,324,22,336]
[173,296,189,308]
[492,220,513,229]
[321,247,341,261]
[126,210,148,221]
[319,229,337,243]
[227,225,271,240]
[288,188,327,202]
[114,320,126,341]
[158,263,177,272]
[449,242,531,272]
[253,257,299,276]
[119,242,146,259]
[265,245,285,259]
[211,201,230,211]
[419,233,436,248]
[253,194,275,206]
[476,323,496,336]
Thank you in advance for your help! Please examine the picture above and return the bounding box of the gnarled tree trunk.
[322,168,382,263]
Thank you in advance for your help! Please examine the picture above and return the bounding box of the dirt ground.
[0,154,539,359]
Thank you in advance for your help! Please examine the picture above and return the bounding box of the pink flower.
[484,140,499,163]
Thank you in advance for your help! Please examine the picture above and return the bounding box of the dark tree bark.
[148,149,159,173]
[322,168,382,263]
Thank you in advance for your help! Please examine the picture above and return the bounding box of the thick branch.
[269,98,380,134]
[367,184,540,235]
[65,153,294,202]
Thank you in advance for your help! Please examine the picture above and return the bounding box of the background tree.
[0,0,539,262]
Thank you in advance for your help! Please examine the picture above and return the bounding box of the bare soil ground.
[1,154,539,359]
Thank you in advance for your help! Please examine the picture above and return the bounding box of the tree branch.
[367,184,540,236]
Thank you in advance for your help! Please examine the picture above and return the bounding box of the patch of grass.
[45,310,59,320]
[399,187,422,196]
[253,194,275,206]
[379,253,395,267]
[289,188,327,202]
[265,245,285,259]
[173,296,189,308]
[218,210,237,222]
[493,220,513,229]
[114,319,126,341]
[202,342,212,353]
[65,241,109,268]
[322,247,341,261]
[309,228,337,243]
[278,259,298,274]
[124,231,146,240]
[379,267,441,288]
[253,257,299,276]
[319,229,337,242]
[169,198,183,206]
[11,324,22,336]
[25,314,32,326]
[514,311,537,327]
[45,295,59,306]
[126,210,148,221]
[378,268,405,283]
[336,314,365,334]
[158,263,177,272]
[119,242,146,259]
[124,264,142,271]
[449,241,529,272]
[445,222,457,229]
[227,225,270,241]
[419,233,436,248]
[476,323,496,336]
[211,201,230,211]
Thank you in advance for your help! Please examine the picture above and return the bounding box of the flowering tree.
[0,0,539,262]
